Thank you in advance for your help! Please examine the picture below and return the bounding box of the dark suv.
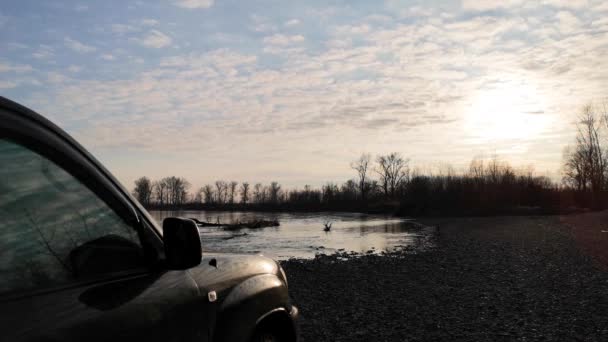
[0,97,298,342]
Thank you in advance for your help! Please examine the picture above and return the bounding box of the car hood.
[185,253,283,299]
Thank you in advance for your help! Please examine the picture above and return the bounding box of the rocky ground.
[281,212,608,341]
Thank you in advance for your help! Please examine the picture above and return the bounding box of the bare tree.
[341,179,358,201]
[487,155,502,184]
[194,187,204,204]
[132,176,153,206]
[202,184,214,204]
[563,104,606,205]
[376,153,409,198]
[580,105,606,199]
[162,176,190,206]
[351,153,371,200]
[240,182,250,204]
[215,181,227,204]
[322,183,339,202]
[153,180,167,206]
[563,145,586,191]
[229,181,238,204]
[469,156,485,179]
[269,181,281,204]
[253,183,264,204]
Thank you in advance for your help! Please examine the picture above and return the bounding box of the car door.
[0,103,211,342]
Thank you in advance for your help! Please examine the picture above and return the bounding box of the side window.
[0,139,145,295]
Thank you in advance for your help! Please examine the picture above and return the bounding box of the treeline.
[132,103,608,216]
[131,155,572,216]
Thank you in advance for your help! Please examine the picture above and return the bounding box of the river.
[150,210,434,260]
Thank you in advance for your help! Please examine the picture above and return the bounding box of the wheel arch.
[251,308,297,342]
[212,274,294,342]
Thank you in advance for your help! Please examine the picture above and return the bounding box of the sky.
[1,0,608,190]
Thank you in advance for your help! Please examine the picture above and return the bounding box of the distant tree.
[341,179,358,201]
[215,181,227,204]
[164,176,190,206]
[351,153,371,201]
[153,180,167,206]
[563,104,607,206]
[202,184,214,204]
[229,181,238,204]
[133,176,153,206]
[322,183,339,203]
[269,181,281,204]
[578,105,606,200]
[194,187,203,204]
[253,183,264,204]
[240,182,250,204]
[563,145,586,191]
[487,155,503,184]
[469,156,485,179]
[376,153,410,198]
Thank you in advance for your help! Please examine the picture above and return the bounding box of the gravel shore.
[281,213,608,341]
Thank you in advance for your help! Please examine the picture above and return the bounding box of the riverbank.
[281,212,608,341]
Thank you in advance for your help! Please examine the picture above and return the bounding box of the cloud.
[140,18,159,26]
[64,37,96,53]
[462,0,591,11]
[101,54,116,61]
[140,30,172,48]
[542,0,589,9]
[10,1,608,186]
[461,0,525,11]
[111,23,138,34]
[47,72,69,84]
[172,0,214,9]
[284,19,300,27]
[0,81,17,89]
[7,42,28,50]
[111,19,159,36]
[250,14,277,32]
[0,61,33,73]
[67,65,82,72]
[32,45,55,59]
[335,24,371,35]
[263,34,305,46]
[556,10,581,34]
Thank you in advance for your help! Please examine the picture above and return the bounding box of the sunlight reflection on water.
[150,210,434,260]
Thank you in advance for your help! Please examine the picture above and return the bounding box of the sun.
[464,79,551,142]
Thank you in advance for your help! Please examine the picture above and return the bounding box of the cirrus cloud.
[140,30,172,48]
[64,37,96,53]
[172,0,214,9]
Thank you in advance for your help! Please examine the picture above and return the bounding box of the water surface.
[151,210,434,260]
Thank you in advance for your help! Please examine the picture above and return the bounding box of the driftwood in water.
[190,218,279,230]
[222,233,249,240]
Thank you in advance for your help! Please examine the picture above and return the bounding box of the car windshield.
[3,0,608,341]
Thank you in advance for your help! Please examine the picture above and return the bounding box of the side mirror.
[69,234,144,277]
[163,217,202,269]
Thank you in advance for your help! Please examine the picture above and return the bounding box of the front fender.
[215,274,291,342]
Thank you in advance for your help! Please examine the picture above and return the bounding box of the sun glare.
[465,80,551,142]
